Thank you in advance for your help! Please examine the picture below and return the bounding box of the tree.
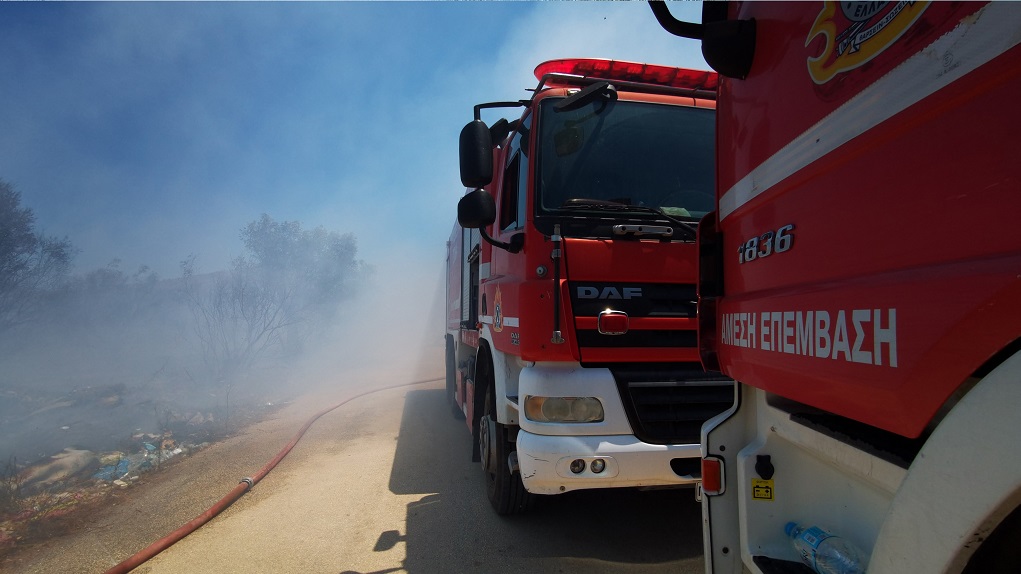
[182,215,364,385]
[239,214,363,353]
[241,214,360,305]
[182,255,296,385]
[0,180,75,331]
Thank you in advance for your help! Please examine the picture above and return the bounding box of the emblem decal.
[577,286,643,300]
[807,1,930,84]
[493,289,503,332]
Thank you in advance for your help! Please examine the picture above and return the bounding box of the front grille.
[569,282,698,355]
[569,282,697,319]
[611,365,734,445]
[576,329,696,348]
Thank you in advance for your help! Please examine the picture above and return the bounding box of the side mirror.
[457,188,496,229]
[459,120,494,188]
[649,0,755,80]
[489,119,511,145]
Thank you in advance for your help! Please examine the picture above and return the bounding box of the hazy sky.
[0,1,707,281]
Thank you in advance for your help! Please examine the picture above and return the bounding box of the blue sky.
[0,1,706,285]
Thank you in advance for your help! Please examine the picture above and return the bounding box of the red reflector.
[534,58,718,92]
[597,310,628,335]
[701,456,725,496]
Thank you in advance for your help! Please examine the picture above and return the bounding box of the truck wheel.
[480,383,533,515]
[445,337,463,419]
[962,504,1021,573]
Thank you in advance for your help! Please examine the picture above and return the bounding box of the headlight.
[523,396,604,423]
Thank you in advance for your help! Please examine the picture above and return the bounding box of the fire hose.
[103,376,443,574]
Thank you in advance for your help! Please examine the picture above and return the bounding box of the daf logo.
[577,286,643,300]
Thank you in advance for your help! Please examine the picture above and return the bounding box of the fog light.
[569,459,586,474]
[591,458,606,473]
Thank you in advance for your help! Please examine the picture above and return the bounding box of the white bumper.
[517,431,701,494]
[515,362,700,495]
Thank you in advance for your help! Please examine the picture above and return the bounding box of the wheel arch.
[478,326,520,426]
[472,339,494,431]
[869,347,1021,573]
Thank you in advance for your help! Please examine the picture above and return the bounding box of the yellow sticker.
[752,479,774,501]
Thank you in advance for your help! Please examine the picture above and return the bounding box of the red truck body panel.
[712,1,1021,438]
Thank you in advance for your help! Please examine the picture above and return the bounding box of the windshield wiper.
[559,198,697,239]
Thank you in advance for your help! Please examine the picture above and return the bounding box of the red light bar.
[534,58,718,92]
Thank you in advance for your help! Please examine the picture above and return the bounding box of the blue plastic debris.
[93,466,117,480]
[93,457,132,481]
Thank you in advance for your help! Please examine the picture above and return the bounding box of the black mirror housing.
[459,120,494,188]
[457,189,496,229]
[649,0,756,80]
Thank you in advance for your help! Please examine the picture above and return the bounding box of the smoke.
[0,0,707,496]
[290,242,446,396]
[0,237,444,483]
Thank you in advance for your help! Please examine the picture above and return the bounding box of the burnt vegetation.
[0,179,368,493]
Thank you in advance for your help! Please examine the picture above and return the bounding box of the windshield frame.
[530,93,715,239]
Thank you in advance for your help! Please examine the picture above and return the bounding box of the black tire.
[962,504,1021,574]
[470,353,482,463]
[445,337,463,419]
[480,382,533,515]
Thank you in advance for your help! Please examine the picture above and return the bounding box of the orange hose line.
[102,376,443,574]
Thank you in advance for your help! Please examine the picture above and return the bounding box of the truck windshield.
[536,97,714,221]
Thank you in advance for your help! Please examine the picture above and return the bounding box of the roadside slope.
[6,370,704,574]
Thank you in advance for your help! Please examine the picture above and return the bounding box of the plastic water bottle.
[785,522,866,574]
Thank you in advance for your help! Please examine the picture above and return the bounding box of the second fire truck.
[445,58,733,514]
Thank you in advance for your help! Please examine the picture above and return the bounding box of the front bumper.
[516,430,700,494]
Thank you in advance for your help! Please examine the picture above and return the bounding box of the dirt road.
[5,371,705,573]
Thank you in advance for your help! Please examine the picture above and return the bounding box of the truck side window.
[500,131,528,232]
[500,151,520,231]
[516,132,528,230]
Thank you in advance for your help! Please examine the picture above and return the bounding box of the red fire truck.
[445,58,733,514]
[653,1,1021,572]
